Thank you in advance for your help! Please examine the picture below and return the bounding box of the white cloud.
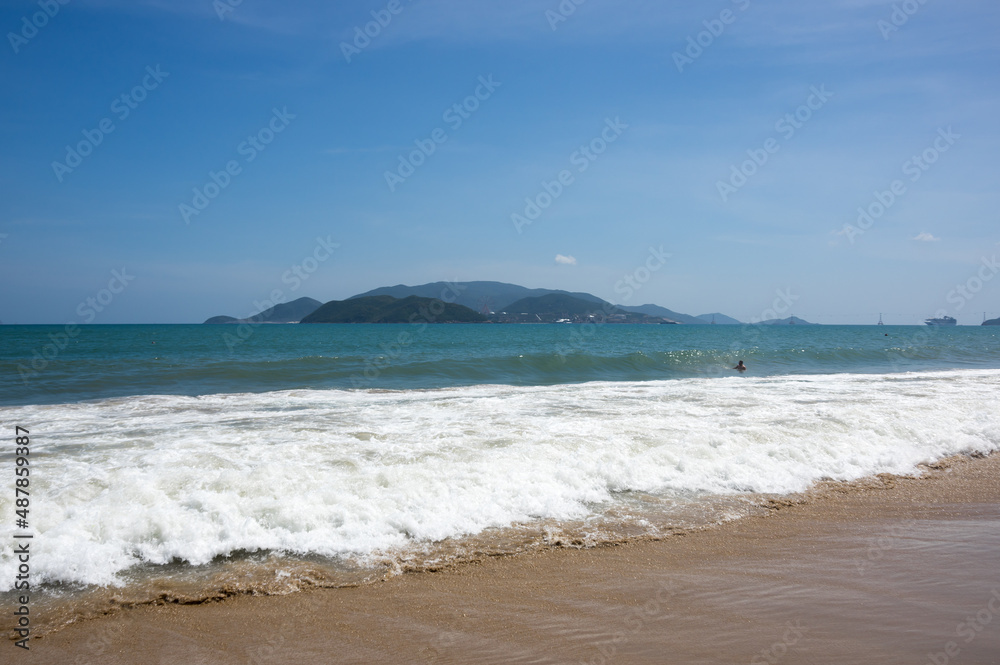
[555,254,577,265]
[913,232,940,242]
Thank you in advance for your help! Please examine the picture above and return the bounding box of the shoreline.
[25,452,1000,664]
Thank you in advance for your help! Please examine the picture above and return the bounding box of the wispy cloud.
[555,254,577,265]
[913,232,941,242]
[324,146,400,155]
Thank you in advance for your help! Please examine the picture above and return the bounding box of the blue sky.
[1,0,998,324]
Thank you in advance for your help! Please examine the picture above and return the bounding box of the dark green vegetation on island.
[300,296,487,324]
[617,303,705,325]
[204,297,322,324]
[503,293,611,317]
[351,281,605,313]
[497,294,671,323]
[984,317,1000,326]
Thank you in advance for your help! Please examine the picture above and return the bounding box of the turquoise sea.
[2,323,999,405]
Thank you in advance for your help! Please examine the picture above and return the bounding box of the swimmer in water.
[733,360,747,372]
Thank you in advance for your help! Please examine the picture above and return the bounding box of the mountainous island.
[984,317,1000,326]
[202,281,763,325]
[757,316,816,325]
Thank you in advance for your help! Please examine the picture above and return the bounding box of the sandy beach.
[21,452,999,664]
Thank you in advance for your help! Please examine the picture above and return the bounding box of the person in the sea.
[733,360,747,372]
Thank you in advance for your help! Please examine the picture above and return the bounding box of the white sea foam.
[1,369,997,589]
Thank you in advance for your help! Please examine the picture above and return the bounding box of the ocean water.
[1,323,999,628]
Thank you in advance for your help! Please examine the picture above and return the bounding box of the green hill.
[617,303,704,324]
[204,297,322,324]
[300,295,486,324]
[504,293,617,316]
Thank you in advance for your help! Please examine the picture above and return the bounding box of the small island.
[983,317,1000,326]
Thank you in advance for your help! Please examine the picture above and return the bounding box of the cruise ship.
[924,316,957,326]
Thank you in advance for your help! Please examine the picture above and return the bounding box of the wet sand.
[29,454,1000,664]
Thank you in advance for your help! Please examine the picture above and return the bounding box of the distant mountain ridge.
[350,281,606,313]
[204,297,322,324]
[697,312,742,325]
[617,304,705,325]
[202,282,746,325]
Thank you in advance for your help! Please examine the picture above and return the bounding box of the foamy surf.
[1,369,998,596]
